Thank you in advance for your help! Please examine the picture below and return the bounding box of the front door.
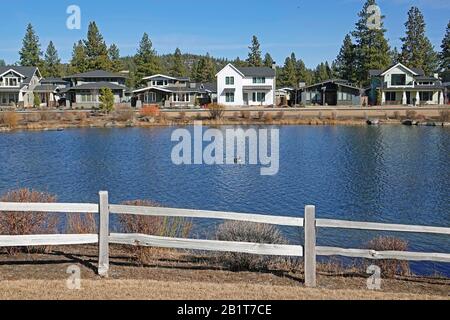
[243,93,249,106]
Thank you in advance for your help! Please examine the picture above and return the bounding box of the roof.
[142,74,190,82]
[63,70,127,79]
[415,76,440,82]
[40,77,68,84]
[302,79,361,91]
[62,81,127,92]
[0,66,40,85]
[370,64,425,77]
[236,66,276,78]
[133,86,201,94]
[33,84,59,93]
[199,82,217,93]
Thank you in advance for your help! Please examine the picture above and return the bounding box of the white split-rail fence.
[0,191,449,287]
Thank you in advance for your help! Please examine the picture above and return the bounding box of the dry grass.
[0,279,446,300]
[0,112,20,127]
[114,105,135,122]
[0,189,59,255]
[207,103,225,120]
[365,237,411,278]
[140,105,160,118]
[439,110,450,122]
[215,221,288,272]
[117,200,192,265]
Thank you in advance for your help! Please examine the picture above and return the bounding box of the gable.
[381,63,418,77]
[216,64,244,78]
[0,69,26,79]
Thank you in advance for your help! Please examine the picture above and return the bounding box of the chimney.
[434,73,439,79]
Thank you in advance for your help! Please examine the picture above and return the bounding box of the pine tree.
[439,21,450,73]
[334,34,357,82]
[390,47,401,64]
[84,22,111,71]
[401,6,438,75]
[247,35,262,67]
[19,23,42,67]
[314,63,332,83]
[263,53,274,68]
[192,54,216,83]
[99,88,115,113]
[108,44,123,72]
[233,57,247,67]
[170,48,187,77]
[43,41,62,78]
[280,56,297,87]
[69,41,88,74]
[352,0,391,85]
[134,33,162,85]
[0,59,6,66]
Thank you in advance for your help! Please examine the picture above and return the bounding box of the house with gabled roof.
[300,79,362,106]
[61,70,128,108]
[0,66,41,108]
[133,74,216,108]
[216,64,276,107]
[369,62,445,106]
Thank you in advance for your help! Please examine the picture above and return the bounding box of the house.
[133,74,216,109]
[216,64,276,107]
[61,70,128,108]
[0,66,41,108]
[300,79,362,106]
[275,87,295,107]
[34,78,69,108]
[369,63,445,106]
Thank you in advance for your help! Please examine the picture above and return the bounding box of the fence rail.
[0,191,449,288]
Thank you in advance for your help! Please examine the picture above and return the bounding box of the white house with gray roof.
[216,64,276,107]
[0,66,41,108]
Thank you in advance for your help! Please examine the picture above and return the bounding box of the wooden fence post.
[304,205,317,287]
[98,191,109,277]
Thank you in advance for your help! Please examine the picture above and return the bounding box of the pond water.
[0,125,449,276]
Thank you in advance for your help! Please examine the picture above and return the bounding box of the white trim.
[142,74,180,81]
[215,63,245,78]
[380,63,419,77]
[0,68,26,79]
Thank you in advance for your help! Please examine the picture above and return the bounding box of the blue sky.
[0,0,448,68]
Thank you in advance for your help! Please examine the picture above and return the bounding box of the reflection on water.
[0,126,449,276]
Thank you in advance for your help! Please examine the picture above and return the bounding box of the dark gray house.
[301,79,362,106]
[61,70,128,108]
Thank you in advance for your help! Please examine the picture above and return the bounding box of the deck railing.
[0,191,449,287]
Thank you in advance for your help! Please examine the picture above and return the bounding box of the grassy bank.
[0,245,448,300]
[1,107,449,132]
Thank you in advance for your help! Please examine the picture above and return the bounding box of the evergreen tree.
[0,59,5,66]
[170,48,187,77]
[439,21,450,73]
[247,35,263,67]
[280,56,297,87]
[352,0,391,85]
[263,53,274,68]
[401,6,438,75]
[233,57,247,67]
[99,88,115,113]
[390,47,401,64]
[84,22,111,70]
[192,53,216,83]
[134,33,162,85]
[334,34,357,82]
[69,41,88,74]
[108,44,123,72]
[19,23,42,67]
[314,62,332,83]
[43,41,62,77]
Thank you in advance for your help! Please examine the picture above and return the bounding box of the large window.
[173,93,190,102]
[80,92,97,102]
[419,91,433,102]
[391,74,406,86]
[385,92,396,101]
[225,92,235,103]
[225,77,234,85]
[145,92,157,103]
[252,92,266,102]
[253,77,266,84]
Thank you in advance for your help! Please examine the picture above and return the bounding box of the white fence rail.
[0,191,449,287]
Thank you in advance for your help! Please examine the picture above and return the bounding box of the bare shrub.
[215,221,288,272]
[276,111,285,120]
[331,111,338,120]
[66,213,97,234]
[117,200,193,265]
[39,111,57,121]
[264,113,273,123]
[258,111,265,120]
[179,111,187,121]
[207,103,225,120]
[140,105,160,118]
[0,112,20,127]
[0,189,59,255]
[25,113,41,123]
[393,111,401,120]
[439,110,450,122]
[114,105,135,122]
[406,110,417,120]
[62,112,76,122]
[365,237,410,278]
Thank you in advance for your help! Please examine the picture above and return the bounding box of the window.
[174,93,190,102]
[252,92,266,102]
[253,77,266,84]
[385,92,396,101]
[3,77,19,87]
[225,92,234,103]
[391,74,406,86]
[419,92,432,102]
[145,92,157,103]
[225,77,234,85]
